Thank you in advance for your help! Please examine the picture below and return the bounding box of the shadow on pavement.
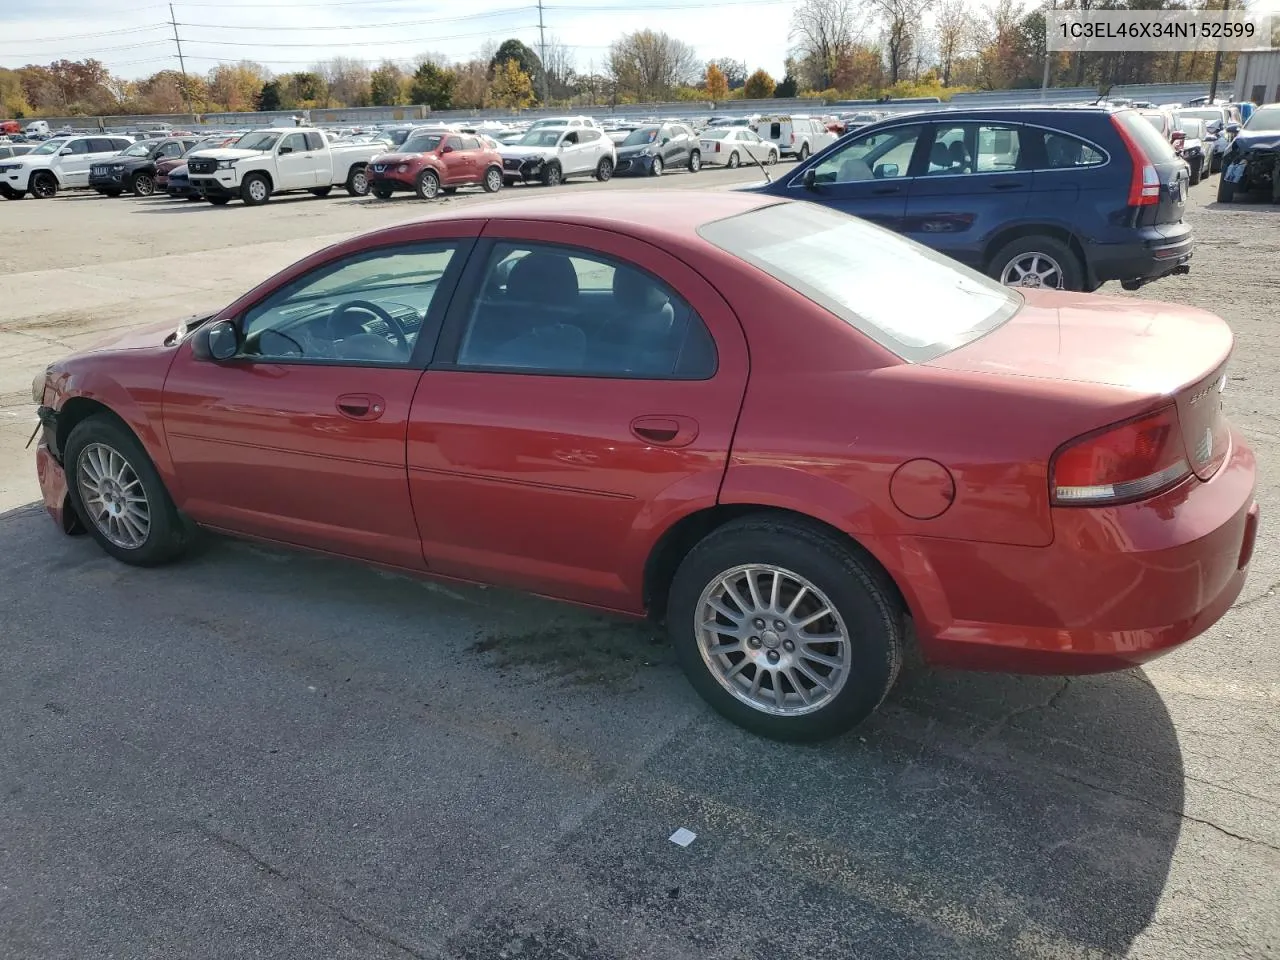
[0,505,1183,959]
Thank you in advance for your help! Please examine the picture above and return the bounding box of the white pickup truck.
[185,127,386,206]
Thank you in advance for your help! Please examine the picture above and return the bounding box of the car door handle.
[872,185,901,195]
[336,393,386,421]
[631,415,699,447]
[989,180,1024,190]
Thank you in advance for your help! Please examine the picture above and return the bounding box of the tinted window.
[699,203,1019,363]
[242,243,460,365]
[1246,105,1280,131]
[1116,111,1178,162]
[65,139,92,154]
[444,136,462,151]
[1042,131,1106,168]
[455,242,716,379]
[811,124,922,182]
[305,132,324,150]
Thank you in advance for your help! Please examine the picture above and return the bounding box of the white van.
[753,115,837,161]
[25,120,51,138]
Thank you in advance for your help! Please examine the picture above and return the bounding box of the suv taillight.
[1112,115,1161,206]
[1050,407,1191,506]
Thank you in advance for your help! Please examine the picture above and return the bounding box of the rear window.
[698,202,1020,363]
[1116,111,1178,163]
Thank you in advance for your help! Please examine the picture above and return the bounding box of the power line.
[0,24,170,46]
[171,26,534,48]
[174,7,530,30]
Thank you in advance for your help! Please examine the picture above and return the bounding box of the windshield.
[1245,106,1280,131]
[387,128,412,145]
[1177,109,1224,125]
[122,142,155,157]
[622,127,660,147]
[1140,112,1166,132]
[401,134,443,153]
[698,202,1020,363]
[700,129,731,139]
[237,132,280,151]
[30,139,68,156]
[518,129,563,147]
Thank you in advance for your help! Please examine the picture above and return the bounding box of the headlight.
[215,159,236,170]
[0,163,18,173]
[397,163,408,173]
[32,368,48,404]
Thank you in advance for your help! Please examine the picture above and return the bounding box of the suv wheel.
[1217,174,1236,203]
[30,171,58,199]
[541,162,563,187]
[595,157,613,182]
[483,166,503,192]
[668,517,903,741]
[415,169,440,200]
[688,150,701,173]
[345,165,370,197]
[650,156,664,177]
[131,172,155,197]
[240,173,271,205]
[990,235,1082,291]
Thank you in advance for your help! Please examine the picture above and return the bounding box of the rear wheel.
[345,165,370,197]
[64,415,191,567]
[309,186,332,197]
[483,166,503,192]
[990,235,1082,291]
[1189,162,1201,186]
[768,149,779,165]
[31,171,57,199]
[372,183,394,200]
[1217,174,1236,203]
[240,173,271,205]
[668,517,903,742]
[131,172,155,197]
[595,157,613,182]
[415,169,440,200]
[798,142,810,161]
[688,150,701,173]
[726,151,740,169]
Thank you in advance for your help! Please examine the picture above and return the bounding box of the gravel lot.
[1,167,1277,960]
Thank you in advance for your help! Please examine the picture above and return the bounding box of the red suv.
[369,130,504,200]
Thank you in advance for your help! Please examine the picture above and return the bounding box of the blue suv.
[750,106,1192,292]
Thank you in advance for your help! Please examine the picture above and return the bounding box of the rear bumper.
[1089,221,1193,287]
[901,428,1257,674]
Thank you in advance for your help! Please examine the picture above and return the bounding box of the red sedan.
[368,130,504,200]
[31,192,1258,741]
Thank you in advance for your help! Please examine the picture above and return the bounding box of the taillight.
[1050,407,1191,506]
[790,133,796,144]
[1112,115,1161,206]
[715,142,720,152]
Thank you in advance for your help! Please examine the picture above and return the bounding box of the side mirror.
[191,319,241,362]
[440,144,453,153]
[279,145,293,154]
[661,137,671,145]
[874,162,899,179]
[1226,122,1240,134]
[59,147,72,156]
[802,167,818,191]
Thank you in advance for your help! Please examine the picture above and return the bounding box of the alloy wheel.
[76,442,151,550]
[134,174,154,196]
[999,252,1065,289]
[696,563,852,717]
[486,168,502,191]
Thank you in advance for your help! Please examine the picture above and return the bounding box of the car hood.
[500,145,555,159]
[5,155,52,168]
[370,152,429,164]
[168,164,188,177]
[188,147,269,162]
[1180,137,1203,150]
[1232,129,1280,153]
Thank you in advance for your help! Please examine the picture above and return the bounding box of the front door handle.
[989,180,1025,190]
[872,185,901,195]
[631,415,699,447]
[336,393,386,421]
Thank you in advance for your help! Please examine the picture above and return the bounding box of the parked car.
[0,144,33,160]
[498,126,616,186]
[753,106,1193,292]
[368,130,504,199]
[526,116,602,131]
[157,134,239,191]
[1138,108,1178,145]
[164,163,200,200]
[1176,106,1238,172]
[754,114,838,160]
[1217,103,1280,204]
[0,134,134,199]
[1172,117,1210,185]
[88,135,200,197]
[613,123,702,176]
[697,127,779,167]
[29,190,1256,741]
[185,127,382,205]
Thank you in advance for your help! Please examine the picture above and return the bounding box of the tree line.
[0,0,1255,121]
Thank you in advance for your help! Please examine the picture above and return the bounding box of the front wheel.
[650,156,664,177]
[767,149,779,165]
[30,171,58,199]
[415,169,440,200]
[345,165,370,197]
[595,157,613,182]
[483,166,503,192]
[240,173,271,205]
[541,163,563,187]
[131,172,155,197]
[372,183,394,200]
[688,150,701,173]
[64,415,190,567]
[1217,174,1236,203]
[309,186,333,197]
[798,143,810,161]
[989,235,1083,291]
[668,517,903,741]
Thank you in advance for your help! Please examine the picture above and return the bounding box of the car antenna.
[748,140,773,183]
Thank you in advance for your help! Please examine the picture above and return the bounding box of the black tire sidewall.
[32,172,56,198]
[596,158,612,181]
[1218,175,1235,203]
[989,235,1083,291]
[64,415,188,567]
[241,174,270,205]
[372,184,394,199]
[689,151,700,172]
[668,521,902,741]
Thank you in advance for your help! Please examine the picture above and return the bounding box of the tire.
[345,165,370,197]
[30,171,57,199]
[688,150,701,173]
[483,166,503,192]
[184,195,200,202]
[1210,152,1222,174]
[372,183,394,200]
[798,143,810,161]
[309,186,333,197]
[726,151,740,169]
[131,172,155,197]
[442,186,458,195]
[667,517,903,742]
[1217,174,1236,203]
[541,162,563,186]
[988,234,1083,291]
[0,184,23,200]
[240,172,271,206]
[64,414,191,567]
[415,168,440,200]
[1189,162,1201,187]
[768,149,779,165]
[104,189,122,198]
[207,196,231,206]
[595,157,613,182]
[650,156,664,177]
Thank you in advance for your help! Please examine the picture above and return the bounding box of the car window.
[1042,131,1106,168]
[444,136,462,151]
[64,139,91,155]
[454,242,717,379]
[811,124,922,183]
[699,202,1019,364]
[304,132,324,150]
[974,125,1022,172]
[280,133,306,153]
[241,243,460,365]
[159,141,184,158]
[563,131,579,145]
[580,129,600,143]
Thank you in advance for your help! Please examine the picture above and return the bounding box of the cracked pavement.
[1,171,1277,959]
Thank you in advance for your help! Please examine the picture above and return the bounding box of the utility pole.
[536,0,550,104]
[1208,0,1230,102]
[1041,0,1053,99]
[169,3,194,115]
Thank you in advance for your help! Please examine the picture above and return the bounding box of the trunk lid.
[930,289,1232,480]
[1114,110,1188,227]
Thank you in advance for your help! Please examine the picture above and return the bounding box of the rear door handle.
[631,415,699,447]
[872,185,901,195]
[336,393,386,421]
[989,180,1025,190]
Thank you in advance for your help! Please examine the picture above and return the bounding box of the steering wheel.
[326,299,410,352]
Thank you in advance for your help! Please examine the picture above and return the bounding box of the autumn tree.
[935,0,975,86]
[409,61,456,108]
[488,38,544,98]
[486,58,535,109]
[742,68,776,99]
[607,29,699,101]
[206,61,268,112]
[871,0,934,84]
[789,0,865,91]
[707,58,748,89]
[452,60,491,109]
[257,79,283,110]
[705,62,730,100]
[369,61,405,105]
[0,68,32,117]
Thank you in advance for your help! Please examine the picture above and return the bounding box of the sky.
[0,0,797,81]
[4,0,1279,84]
